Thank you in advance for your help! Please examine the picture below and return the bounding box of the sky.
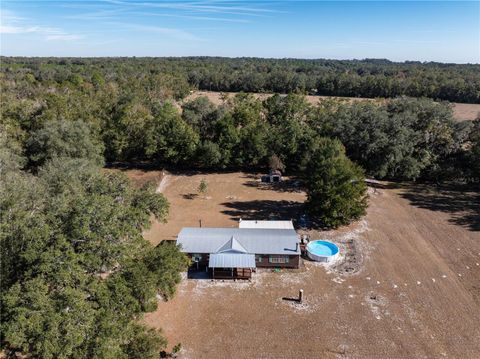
[1,1,479,63]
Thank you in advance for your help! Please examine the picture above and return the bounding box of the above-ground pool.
[306,240,339,263]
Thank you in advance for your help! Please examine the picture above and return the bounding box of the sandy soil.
[141,172,480,359]
[185,91,480,122]
[143,172,306,244]
[452,103,480,121]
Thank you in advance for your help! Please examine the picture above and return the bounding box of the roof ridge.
[216,236,248,253]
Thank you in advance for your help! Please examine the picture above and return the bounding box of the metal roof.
[177,227,300,255]
[209,253,256,268]
[216,236,248,253]
[238,220,294,229]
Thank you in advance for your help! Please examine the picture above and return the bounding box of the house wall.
[185,253,300,269]
[255,254,299,269]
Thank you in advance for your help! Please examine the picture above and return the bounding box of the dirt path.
[156,174,171,193]
[143,174,480,358]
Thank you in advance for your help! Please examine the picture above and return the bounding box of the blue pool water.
[307,240,339,257]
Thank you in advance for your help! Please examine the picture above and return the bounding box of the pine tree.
[306,138,368,228]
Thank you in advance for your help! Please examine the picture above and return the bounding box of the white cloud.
[0,25,62,35]
[46,34,85,41]
[0,9,84,41]
[101,0,280,18]
[0,25,28,34]
[134,12,251,23]
[107,22,201,41]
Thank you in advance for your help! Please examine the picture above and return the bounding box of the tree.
[264,94,314,170]
[305,138,368,228]
[153,103,199,165]
[123,325,167,359]
[198,179,208,196]
[102,97,156,161]
[196,141,222,168]
[269,154,285,173]
[0,129,26,175]
[213,114,240,167]
[26,119,104,169]
[316,98,458,180]
[468,118,480,182]
[181,96,222,139]
[0,158,188,358]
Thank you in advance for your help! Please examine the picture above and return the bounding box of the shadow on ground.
[399,183,480,232]
[187,270,211,280]
[221,200,305,222]
[182,193,198,200]
[243,179,305,193]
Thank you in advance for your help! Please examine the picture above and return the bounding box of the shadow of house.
[399,183,480,232]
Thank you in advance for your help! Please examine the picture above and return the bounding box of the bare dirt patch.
[301,219,371,276]
[185,90,377,107]
[143,171,306,244]
[185,91,480,122]
[141,172,480,358]
[452,102,480,121]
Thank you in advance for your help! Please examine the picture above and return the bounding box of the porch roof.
[209,253,256,268]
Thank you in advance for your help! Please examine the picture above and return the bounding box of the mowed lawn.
[130,171,480,359]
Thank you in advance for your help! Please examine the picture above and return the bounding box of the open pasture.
[186,91,480,122]
[127,171,480,358]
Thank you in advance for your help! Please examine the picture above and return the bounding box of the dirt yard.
[185,91,480,122]
[143,172,306,244]
[135,172,480,358]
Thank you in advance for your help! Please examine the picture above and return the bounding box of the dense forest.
[2,57,480,103]
[2,58,478,182]
[1,57,480,357]
[1,135,190,357]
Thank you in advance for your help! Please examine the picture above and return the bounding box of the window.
[269,256,289,264]
[255,255,263,263]
[192,254,202,262]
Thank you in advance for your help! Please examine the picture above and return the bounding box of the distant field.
[452,102,480,121]
[186,91,480,122]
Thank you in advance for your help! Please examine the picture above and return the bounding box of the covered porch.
[211,268,253,280]
[209,252,256,280]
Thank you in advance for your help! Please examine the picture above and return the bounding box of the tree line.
[1,131,190,358]
[2,57,480,103]
[2,58,480,357]
[2,58,478,208]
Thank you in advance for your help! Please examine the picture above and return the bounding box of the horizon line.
[1,55,479,65]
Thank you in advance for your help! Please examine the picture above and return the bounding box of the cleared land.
[185,91,480,122]
[143,172,306,244]
[135,171,480,358]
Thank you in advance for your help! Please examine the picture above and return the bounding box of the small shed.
[261,170,282,183]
